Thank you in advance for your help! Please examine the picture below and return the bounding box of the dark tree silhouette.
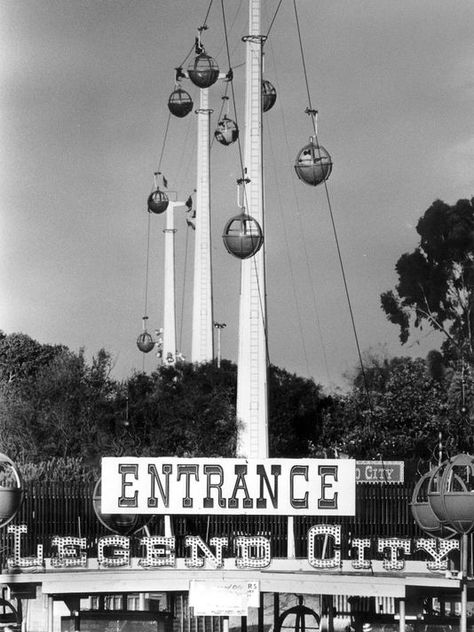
[381,198,474,361]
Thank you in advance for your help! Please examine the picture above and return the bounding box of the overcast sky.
[1,0,473,390]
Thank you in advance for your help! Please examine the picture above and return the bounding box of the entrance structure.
[0,2,470,632]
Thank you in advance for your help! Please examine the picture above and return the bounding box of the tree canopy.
[328,350,474,480]
[381,198,474,361]
[0,332,333,478]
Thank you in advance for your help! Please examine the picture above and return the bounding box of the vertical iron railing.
[0,482,420,562]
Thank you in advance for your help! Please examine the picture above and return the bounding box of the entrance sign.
[355,461,404,484]
[101,458,356,516]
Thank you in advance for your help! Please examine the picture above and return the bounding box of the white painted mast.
[191,88,214,363]
[162,200,185,364]
[236,0,269,458]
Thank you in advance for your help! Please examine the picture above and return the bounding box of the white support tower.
[162,200,185,365]
[191,88,214,363]
[236,0,269,458]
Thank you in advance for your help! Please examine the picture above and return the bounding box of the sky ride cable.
[140,106,172,371]
[179,220,192,352]
[264,119,313,377]
[265,31,331,384]
[202,0,215,29]
[211,85,230,151]
[292,0,376,426]
[214,0,245,60]
[176,0,215,70]
[220,0,246,186]
[263,0,285,43]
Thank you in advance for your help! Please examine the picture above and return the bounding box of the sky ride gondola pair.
[168,80,275,143]
[167,41,275,145]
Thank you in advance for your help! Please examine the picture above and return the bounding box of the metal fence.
[0,482,421,560]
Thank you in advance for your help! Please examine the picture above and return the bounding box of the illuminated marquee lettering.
[308,524,341,569]
[185,535,228,568]
[378,538,411,571]
[6,524,461,574]
[235,536,271,568]
[416,538,459,571]
[139,536,175,567]
[98,535,130,568]
[351,538,371,569]
[7,524,43,570]
[51,536,87,568]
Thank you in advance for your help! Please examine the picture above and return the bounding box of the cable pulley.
[187,27,219,89]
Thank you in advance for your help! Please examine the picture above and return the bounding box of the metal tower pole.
[214,322,227,368]
[162,201,185,365]
[236,0,269,458]
[191,88,214,363]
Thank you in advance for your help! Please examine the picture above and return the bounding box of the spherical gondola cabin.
[137,331,155,353]
[262,79,277,112]
[426,460,451,526]
[93,478,149,536]
[410,469,456,538]
[294,141,332,186]
[428,453,474,535]
[188,52,219,88]
[147,188,169,214]
[0,454,23,528]
[214,116,239,145]
[222,213,263,259]
[168,87,194,118]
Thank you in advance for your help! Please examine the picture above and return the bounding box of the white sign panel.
[355,461,404,484]
[101,457,355,516]
[189,580,259,616]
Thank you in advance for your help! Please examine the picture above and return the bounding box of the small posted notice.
[189,580,260,616]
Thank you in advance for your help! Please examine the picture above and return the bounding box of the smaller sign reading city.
[101,458,356,516]
[355,461,404,484]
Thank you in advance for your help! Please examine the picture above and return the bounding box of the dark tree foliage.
[122,360,238,458]
[381,198,474,361]
[0,331,66,384]
[380,198,474,448]
[123,362,332,459]
[0,334,119,465]
[331,354,474,479]
[268,365,332,457]
[0,333,336,469]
